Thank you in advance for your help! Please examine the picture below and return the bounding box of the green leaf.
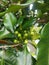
[4,13,17,33]
[16,16,24,27]
[0,12,6,17]
[22,17,35,29]
[6,4,25,13]
[6,0,35,13]
[26,0,35,4]
[0,47,36,65]
[0,28,14,39]
[0,0,35,16]
[36,22,49,65]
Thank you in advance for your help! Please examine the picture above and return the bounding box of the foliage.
[36,22,49,65]
[0,0,49,65]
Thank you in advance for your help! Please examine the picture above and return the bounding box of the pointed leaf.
[0,0,36,17]
[16,16,24,27]
[22,17,35,29]
[0,0,35,16]
[6,0,35,13]
[0,28,14,39]
[4,13,17,33]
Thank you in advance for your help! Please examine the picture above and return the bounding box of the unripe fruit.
[18,33,21,37]
[15,31,18,34]
[24,39,28,44]
[24,30,26,33]
[31,32,34,35]
[24,33,28,37]
[14,40,18,43]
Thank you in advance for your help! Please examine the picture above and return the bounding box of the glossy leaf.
[6,0,35,13]
[16,16,24,27]
[0,0,35,15]
[4,13,17,33]
[0,47,36,65]
[22,17,35,29]
[37,22,49,65]
[0,28,14,39]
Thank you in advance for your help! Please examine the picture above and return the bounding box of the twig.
[0,44,20,49]
[0,40,15,45]
[0,40,9,44]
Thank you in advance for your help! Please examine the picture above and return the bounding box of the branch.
[0,40,11,44]
[0,40,22,49]
[0,44,20,49]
